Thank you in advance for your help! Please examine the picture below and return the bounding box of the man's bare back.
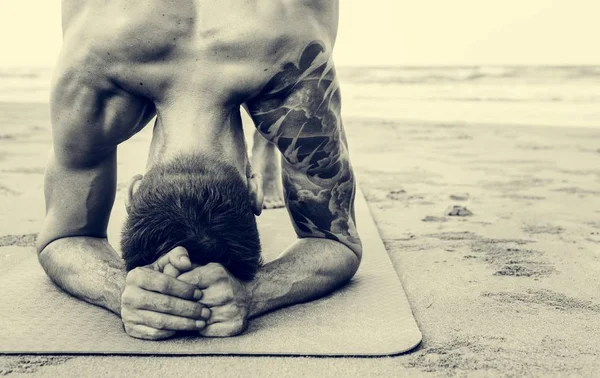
[56,0,336,156]
[39,0,361,340]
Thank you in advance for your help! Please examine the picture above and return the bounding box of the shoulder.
[247,38,340,124]
[258,40,334,99]
[59,2,185,72]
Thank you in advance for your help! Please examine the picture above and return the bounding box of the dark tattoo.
[248,41,361,254]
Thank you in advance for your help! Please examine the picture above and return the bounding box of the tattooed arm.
[244,41,362,318]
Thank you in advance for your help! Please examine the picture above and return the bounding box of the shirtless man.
[37,0,362,340]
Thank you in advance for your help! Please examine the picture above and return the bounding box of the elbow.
[301,236,362,285]
[340,239,362,283]
[37,239,75,286]
[36,228,59,273]
[351,239,363,265]
[349,247,362,279]
[37,234,64,278]
[37,242,56,275]
[37,245,55,282]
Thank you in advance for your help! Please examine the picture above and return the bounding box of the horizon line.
[1,63,600,70]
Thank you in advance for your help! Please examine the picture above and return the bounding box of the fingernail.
[179,256,191,264]
[195,320,206,329]
[201,308,211,319]
[193,289,203,301]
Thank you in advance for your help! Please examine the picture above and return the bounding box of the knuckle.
[223,321,246,336]
[120,307,134,321]
[159,296,177,313]
[184,302,203,319]
[223,304,241,319]
[137,291,152,307]
[232,317,248,333]
[121,289,136,306]
[215,265,228,277]
[125,269,139,285]
[124,324,135,335]
[177,283,194,299]
[159,275,172,292]
[207,263,226,277]
[152,317,167,330]
[192,304,208,319]
[233,319,245,331]
[170,248,184,260]
[129,267,150,287]
[193,302,206,317]
[126,324,147,338]
[166,299,183,315]
[124,324,169,340]
[223,287,234,301]
[236,322,246,334]
[152,294,168,310]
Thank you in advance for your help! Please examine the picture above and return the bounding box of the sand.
[1,100,600,377]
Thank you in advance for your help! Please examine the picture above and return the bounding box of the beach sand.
[1,100,600,377]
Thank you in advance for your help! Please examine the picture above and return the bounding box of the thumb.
[169,246,192,271]
[153,246,192,272]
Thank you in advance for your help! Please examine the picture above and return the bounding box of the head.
[121,153,263,281]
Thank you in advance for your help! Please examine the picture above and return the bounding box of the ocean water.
[0,66,54,104]
[337,66,600,128]
[1,66,599,128]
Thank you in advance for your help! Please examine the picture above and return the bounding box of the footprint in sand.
[445,205,473,216]
[386,189,407,201]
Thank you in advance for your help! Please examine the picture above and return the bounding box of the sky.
[0,0,599,67]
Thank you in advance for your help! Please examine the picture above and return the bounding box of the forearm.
[245,237,360,318]
[38,237,126,315]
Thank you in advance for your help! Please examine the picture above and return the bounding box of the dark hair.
[121,154,262,281]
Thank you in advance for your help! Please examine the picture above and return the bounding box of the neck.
[146,106,249,182]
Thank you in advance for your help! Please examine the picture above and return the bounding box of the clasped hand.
[121,247,251,340]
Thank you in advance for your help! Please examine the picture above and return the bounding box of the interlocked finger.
[205,304,241,324]
[128,267,201,300]
[199,321,246,338]
[124,323,175,340]
[129,309,206,331]
[163,263,181,277]
[137,289,210,319]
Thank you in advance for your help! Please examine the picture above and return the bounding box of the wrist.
[111,276,127,316]
[242,277,259,318]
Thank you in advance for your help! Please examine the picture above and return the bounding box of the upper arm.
[247,41,362,258]
[37,65,154,252]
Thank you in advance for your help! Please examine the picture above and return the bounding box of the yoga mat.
[0,188,422,356]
